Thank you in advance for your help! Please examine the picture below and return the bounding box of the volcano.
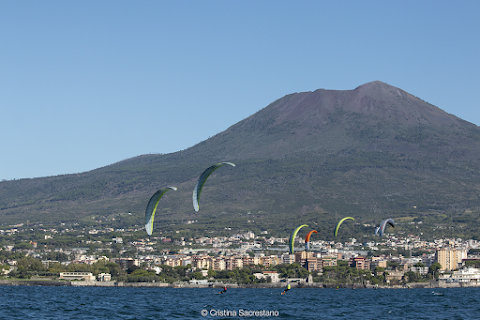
[2,81,480,235]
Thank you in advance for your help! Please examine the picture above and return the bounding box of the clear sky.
[1,1,479,180]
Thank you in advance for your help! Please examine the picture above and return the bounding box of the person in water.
[281,283,291,295]
[219,286,227,294]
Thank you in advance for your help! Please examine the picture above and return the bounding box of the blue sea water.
[0,286,479,319]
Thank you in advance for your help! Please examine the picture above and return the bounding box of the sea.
[0,286,479,319]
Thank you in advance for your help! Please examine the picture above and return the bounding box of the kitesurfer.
[193,162,235,212]
[145,187,177,236]
[376,218,395,237]
[289,225,308,254]
[219,286,227,294]
[281,282,291,295]
[305,230,317,251]
[334,217,355,237]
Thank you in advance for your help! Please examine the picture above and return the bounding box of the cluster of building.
[4,225,480,285]
[93,236,477,285]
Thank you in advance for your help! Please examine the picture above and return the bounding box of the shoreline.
[0,279,447,288]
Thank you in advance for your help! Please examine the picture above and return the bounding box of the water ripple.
[0,286,479,319]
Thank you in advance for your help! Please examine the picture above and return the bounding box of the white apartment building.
[439,267,480,286]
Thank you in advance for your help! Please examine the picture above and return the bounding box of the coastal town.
[1,221,480,288]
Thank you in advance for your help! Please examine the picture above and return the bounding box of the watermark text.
[201,308,279,317]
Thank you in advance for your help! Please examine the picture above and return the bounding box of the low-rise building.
[114,258,140,271]
[370,257,387,270]
[112,237,123,244]
[385,270,405,283]
[97,273,111,281]
[409,266,429,275]
[253,271,280,283]
[59,272,96,281]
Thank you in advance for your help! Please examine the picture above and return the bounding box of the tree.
[105,262,121,277]
[464,260,480,268]
[428,262,442,280]
[45,252,69,262]
[126,265,141,274]
[192,271,204,280]
[17,257,44,272]
[374,266,385,276]
[132,269,150,277]
[387,262,399,270]
[207,269,216,278]
[404,271,418,282]
[14,242,33,250]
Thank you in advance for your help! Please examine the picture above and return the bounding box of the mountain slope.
[2,81,480,236]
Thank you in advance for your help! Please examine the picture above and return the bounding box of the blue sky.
[1,1,479,180]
